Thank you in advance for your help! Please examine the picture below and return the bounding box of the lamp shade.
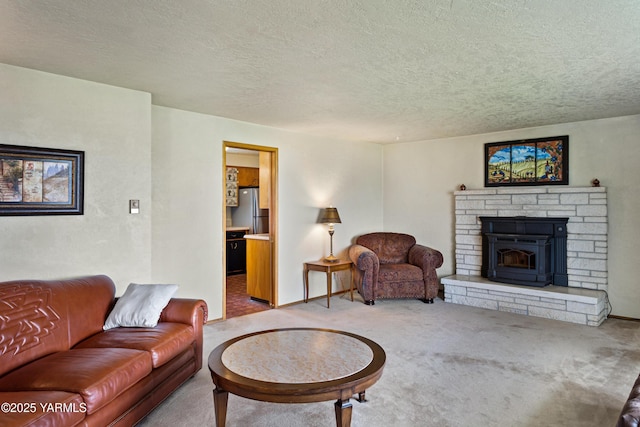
[319,207,341,224]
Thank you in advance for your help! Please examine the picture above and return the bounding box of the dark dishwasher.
[226,230,247,275]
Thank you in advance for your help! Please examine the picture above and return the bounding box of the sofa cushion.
[356,232,416,264]
[104,283,178,330]
[75,323,195,368]
[0,391,86,426]
[0,348,152,415]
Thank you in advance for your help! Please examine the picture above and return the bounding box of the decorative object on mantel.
[225,167,238,207]
[319,206,341,263]
[0,144,84,216]
[484,135,569,187]
[459,184,466,191]
[592,178,600,187]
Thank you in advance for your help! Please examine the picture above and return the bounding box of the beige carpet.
[139,295,640,426]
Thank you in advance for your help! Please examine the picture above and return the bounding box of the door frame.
[223,141,278,319]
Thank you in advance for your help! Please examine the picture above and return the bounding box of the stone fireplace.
[442,186,609,326]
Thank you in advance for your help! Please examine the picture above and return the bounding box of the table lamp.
[319,207,341,263]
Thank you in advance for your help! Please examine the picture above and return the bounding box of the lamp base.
[323,254,340,263]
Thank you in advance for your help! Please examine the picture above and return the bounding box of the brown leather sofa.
[349,232,443,305]
[0,275,208,426]
[617,374,640,426]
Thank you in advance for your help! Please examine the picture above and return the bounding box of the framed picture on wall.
[485,135,568,187]
[0,144,84,215]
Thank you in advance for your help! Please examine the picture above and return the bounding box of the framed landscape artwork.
[485,136,568,187]
[0,144,84,215]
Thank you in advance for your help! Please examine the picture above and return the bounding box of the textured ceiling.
[1,0,639,143]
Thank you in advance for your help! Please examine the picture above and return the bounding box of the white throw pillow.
[103,283,178,330]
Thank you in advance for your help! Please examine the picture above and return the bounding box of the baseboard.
[608,314,640,322]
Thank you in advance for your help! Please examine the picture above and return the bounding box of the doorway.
[223,141,278,319]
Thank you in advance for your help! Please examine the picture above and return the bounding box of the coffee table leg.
[212,387,228,427]
[334,398,352,427]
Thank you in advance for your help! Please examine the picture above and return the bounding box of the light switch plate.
[129,199,140,214]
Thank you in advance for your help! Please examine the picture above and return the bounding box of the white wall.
[0,64,152,293]
[226,152,259,168]
[5,62,637,319]
[0,64,382,322]
[383,115,640,318]
[151,106,383,320]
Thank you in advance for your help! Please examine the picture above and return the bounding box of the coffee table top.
[221,329,374,383]
[208,328,386,404]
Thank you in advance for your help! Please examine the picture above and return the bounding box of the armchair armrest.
[408,244,444,271]
[409,244,444,301]
[349,244,380,303]
[349,244,379,272]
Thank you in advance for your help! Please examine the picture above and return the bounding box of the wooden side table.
[303,260,353,308]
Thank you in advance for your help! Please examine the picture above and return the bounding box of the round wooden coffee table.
[208,328,386,427]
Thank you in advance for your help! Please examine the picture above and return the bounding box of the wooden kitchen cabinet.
[246,236,271,303]
[259,152,271,209]
[235,166,259,187]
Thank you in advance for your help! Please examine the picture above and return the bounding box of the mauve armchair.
[348,232,444,305]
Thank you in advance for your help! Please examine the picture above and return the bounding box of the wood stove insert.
[480,216,569,287]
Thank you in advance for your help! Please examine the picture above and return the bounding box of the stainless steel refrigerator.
[231,187,269,234]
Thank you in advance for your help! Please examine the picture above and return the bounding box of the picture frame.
[0,144,84,215]
[485,135,568,187]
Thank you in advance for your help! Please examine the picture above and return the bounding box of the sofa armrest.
[408,244,444,271]
[159,298,208,326]
[159,298,208,371]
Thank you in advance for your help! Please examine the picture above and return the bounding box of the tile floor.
[226,274,270,319]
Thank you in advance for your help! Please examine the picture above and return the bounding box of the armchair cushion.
[379,264,422,282]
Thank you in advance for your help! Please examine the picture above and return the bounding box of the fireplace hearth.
[480,216,569,287]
